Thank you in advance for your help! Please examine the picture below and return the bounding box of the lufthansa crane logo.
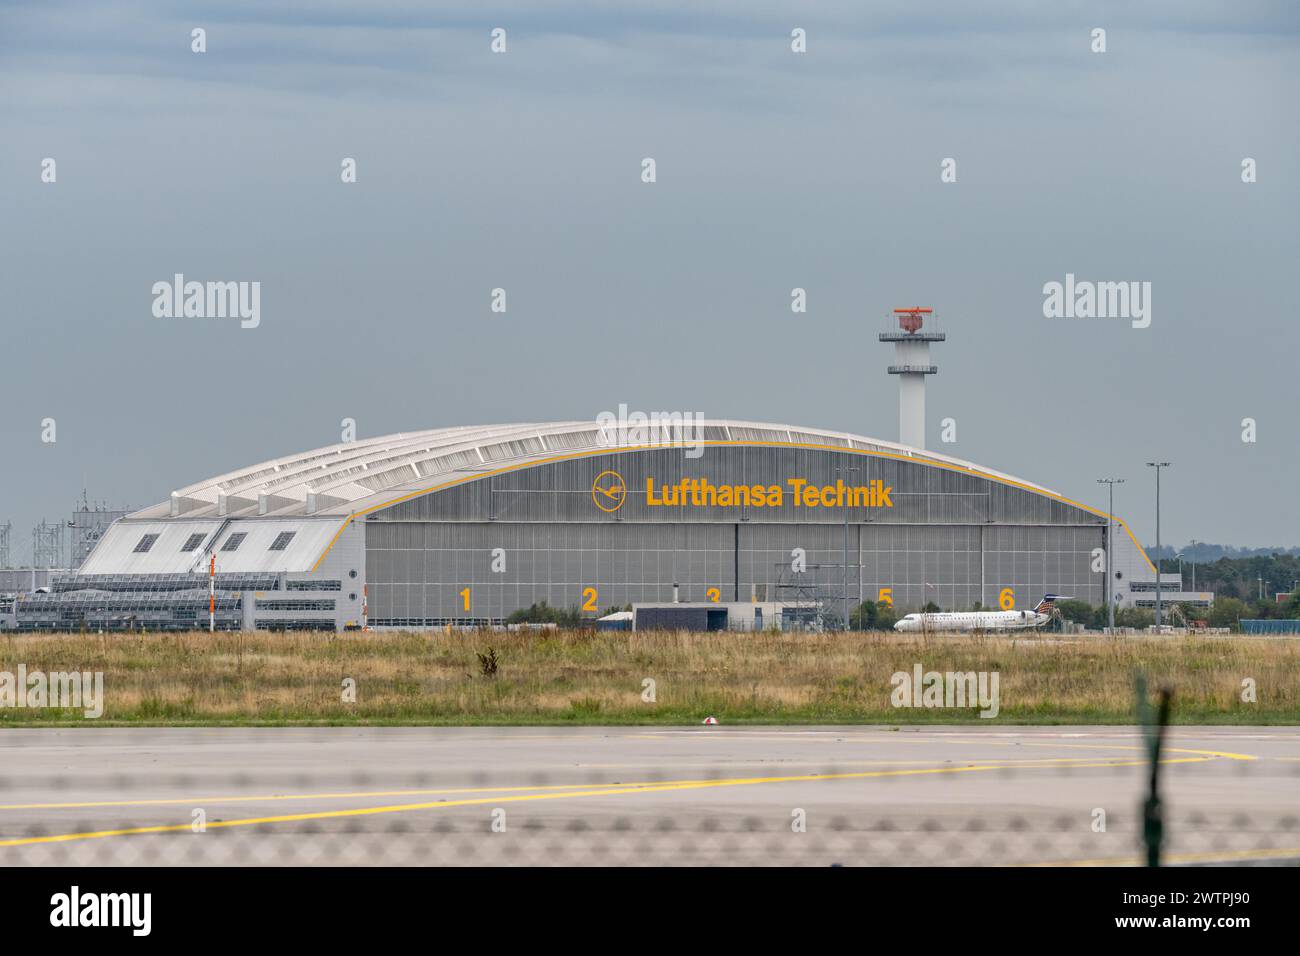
[591,470,627,512]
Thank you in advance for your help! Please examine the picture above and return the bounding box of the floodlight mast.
[1145,462,1172,628]
[1097,478,1125,632]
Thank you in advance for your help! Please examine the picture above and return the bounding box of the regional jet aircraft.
[893,595,1067,632]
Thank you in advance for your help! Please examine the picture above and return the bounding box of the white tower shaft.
[894,340,931,450]
[880,309,944,452]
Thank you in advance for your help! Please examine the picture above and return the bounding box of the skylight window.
[180,533,206,552]
[132,533,160,553]
[269,531,296,551]
[221,532,247,552]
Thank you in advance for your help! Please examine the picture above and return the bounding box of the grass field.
[0,629,1295,726]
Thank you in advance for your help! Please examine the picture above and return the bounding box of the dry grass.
[0,629,1296,725]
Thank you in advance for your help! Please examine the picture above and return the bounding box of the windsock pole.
[209,553,216,633]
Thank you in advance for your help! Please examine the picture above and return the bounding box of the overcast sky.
[1,1,1297,562]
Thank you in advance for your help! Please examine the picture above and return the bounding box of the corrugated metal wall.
[364,446,1107,624]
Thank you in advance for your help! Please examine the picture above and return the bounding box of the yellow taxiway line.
[0,755,1220,849]
[0,780,654,813]
[0,755,1155,813]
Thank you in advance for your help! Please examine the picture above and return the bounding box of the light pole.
[835,465,860,631]
[1146,462,1171,629]
[1189,539,1197,592]
[1097,478,1125,632]
[1176,552,1184,589]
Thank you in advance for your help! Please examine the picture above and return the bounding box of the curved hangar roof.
[135,420,1059,522]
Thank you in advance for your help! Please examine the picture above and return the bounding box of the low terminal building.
[631,600,818,632]
[4,419,1162,631]
[1126,575,1214,611]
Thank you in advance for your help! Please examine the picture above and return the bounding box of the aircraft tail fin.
[1032,594,1071,614]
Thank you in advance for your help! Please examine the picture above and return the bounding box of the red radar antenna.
[893,307,933,334]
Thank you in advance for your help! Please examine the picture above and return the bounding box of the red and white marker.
[208,553,216,633]
[702,716,719,725]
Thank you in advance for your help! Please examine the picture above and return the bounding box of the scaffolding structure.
[32,520,63,569]
[771,561,853,631]
[67,493,131,570]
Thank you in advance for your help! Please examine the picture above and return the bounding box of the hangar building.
[4,421,1158,631]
